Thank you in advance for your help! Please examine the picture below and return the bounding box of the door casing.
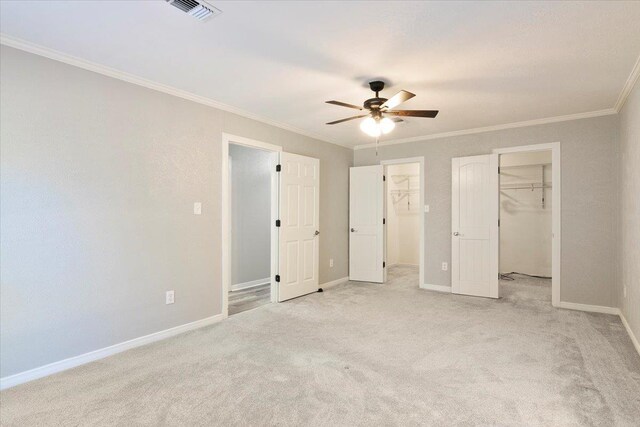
[380,157,425,288]
[493,142,561,307]
[221,133,281,318]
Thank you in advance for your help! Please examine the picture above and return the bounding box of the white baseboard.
[321,276,349,289]
[421,283,452,293]
[620,313,640,356]
[0,313,224,391]
[557,301,621,315]
[231,277,270,291]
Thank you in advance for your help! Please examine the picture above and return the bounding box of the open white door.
[349,165,384,283]
[278,152,320,301]
[451,154,499,298]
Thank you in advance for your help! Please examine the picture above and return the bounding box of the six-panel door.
[278,152,320,301]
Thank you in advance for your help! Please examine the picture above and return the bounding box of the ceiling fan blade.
[326,100,363,110]
[379,90,415,110]
[386,110,439,118]
[326,114,368,125]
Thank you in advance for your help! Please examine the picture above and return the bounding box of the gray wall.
[618,79,640,341]
[355,114,619,308]
[229,144,272,287]
[0,46,352,378]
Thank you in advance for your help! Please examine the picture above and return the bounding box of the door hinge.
[498,219,500,227]
[498,166,501,174]
[275,219,281,227]
[383,262,386,268]
[383,175,386,181]
[276,164,281,172]
[275,275,280,282]
[383,218,386,225]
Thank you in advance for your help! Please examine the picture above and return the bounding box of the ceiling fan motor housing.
[364,98,388,112]
[365,80,388,113]
[368,80,385,93]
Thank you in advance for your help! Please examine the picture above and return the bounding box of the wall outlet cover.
[442,262,448,271]
[193,202,202,215]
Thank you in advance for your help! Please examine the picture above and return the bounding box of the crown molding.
[2,33,636,152]
[0,34,352,150]
[614,53,640,113]
[355,52,639,150]
[353,109,617,150]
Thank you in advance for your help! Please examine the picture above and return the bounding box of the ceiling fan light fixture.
[360,116,395,137]
[360,117,381,137]
[380,117,395,134]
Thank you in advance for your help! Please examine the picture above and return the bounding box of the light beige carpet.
[1,266,639,426]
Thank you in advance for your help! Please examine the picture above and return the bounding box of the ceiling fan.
[326,81,439,137]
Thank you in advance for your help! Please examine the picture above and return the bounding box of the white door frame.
[493,142,561,307]
[221,133,282,318]
[380,157,425,288]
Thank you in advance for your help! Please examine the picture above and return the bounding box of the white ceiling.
[1,1,639,148]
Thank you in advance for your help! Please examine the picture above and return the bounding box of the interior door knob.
[314,230,320,236]
[351,228,356,232]
[453,232,460,236]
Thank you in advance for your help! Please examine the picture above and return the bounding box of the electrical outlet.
[193,202,202,215]
[166,290,175,305]
[442,262,448,271]
[329,258,334,268]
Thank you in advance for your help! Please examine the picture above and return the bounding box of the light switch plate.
[194,202,202,215]
[166,290,175,305]
[424,205,430,213]
[329,258,334,268]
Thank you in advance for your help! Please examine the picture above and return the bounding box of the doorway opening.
[494,143,561,306]
[227,143,277,315]
[222,134,281,318]
[385,163,421,285]
[381,157,425,288]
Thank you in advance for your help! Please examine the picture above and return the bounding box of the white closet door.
[278,152,320,302]
[349,165,384,283]
[451,154,499,298]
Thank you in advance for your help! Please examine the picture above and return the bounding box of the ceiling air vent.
[166,0,222,21]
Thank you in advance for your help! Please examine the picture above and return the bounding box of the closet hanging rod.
[390,189,419,194]
[499,163,551,172]
[390,174,419,178]
[500,184,552,190]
